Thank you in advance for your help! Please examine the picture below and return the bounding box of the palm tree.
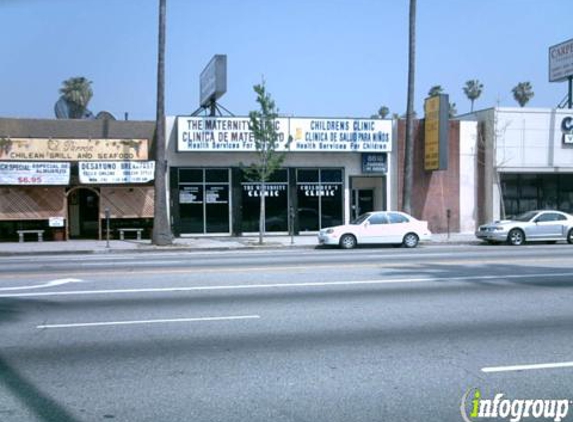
[512,82,534,107]
[152,0,172,246]
[59,76,93,118]
[427,85,443,97]
[463,79,483,112]
[427,85,456,117]
[371,105,390,119]
[402,0,416,215]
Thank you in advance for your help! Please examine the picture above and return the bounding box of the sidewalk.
[0,233,478,256]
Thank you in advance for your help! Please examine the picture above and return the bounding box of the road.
[1,244,573,422]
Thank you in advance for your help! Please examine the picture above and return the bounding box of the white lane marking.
[37,314,260,329]
[482,361,573,373]
[0,278,83,292]
[1,271,573,298]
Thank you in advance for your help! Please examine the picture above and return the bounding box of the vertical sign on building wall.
[424,94,449,171]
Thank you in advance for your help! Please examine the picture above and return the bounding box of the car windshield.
[513,211,538,222]
[351,213,371,225]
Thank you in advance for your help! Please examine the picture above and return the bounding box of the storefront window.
[179,185,204,233]
[297,168,343,231]
[177,168,230,234]
[241,169,288,232]
[501,173,573,216]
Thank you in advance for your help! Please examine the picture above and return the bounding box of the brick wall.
[396,119,460,233]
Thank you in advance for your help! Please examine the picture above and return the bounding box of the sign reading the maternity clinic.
[177,117,392,153]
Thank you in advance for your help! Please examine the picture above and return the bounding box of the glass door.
[352,189,374,220]
[177,168,231,234]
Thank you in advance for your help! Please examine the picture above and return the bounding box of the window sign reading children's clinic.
[177,117,392,152]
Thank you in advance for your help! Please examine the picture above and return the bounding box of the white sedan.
[318,211,432,249]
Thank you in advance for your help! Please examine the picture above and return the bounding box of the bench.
[118,228,144,240]
[17,229,45,242]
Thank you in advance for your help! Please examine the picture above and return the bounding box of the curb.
[0,239,481,257]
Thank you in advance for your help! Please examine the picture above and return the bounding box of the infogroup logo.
[460,388,571,422]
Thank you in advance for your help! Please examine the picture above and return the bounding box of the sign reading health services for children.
[79,161,155,184]
[0,162,70,185]
[177,117,392,152]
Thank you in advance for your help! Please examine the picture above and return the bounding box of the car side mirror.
[364,221,370,227]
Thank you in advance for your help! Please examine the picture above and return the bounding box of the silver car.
[476,210,573,246]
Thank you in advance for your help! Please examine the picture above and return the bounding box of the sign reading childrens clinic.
[177,117,392,152]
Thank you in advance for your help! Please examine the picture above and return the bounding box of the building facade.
[0,118,156,241]
[463,107,573,224]
[166,116,394,236]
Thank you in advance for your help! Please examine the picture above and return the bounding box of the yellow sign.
[0,138,148,161]
[424,96,440,170]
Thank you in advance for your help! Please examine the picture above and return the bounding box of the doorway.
[351,189,374,220]
[349,176,386,221]
[68,188,100,239]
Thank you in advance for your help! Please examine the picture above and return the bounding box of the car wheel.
[568,229,573,245]
[339,234,357,249]
[402,233,419,248]
[507,228,525,246]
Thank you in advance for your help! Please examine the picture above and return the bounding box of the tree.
[449,102,457,118]
[512,82,534,107]
[463,79,483,112]
[402,0,416,215]
[151,0,172,246]
[427,85,443,97]
[371,105,390,119]
[244,82,292,245]
[428,85,456,117]
[59,76,93,118]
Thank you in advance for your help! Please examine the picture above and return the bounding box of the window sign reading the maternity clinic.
[177,117,392,152]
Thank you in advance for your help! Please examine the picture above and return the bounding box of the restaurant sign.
[177,117,392,153]
[79,161,155,184]
[0,162,70,185]
[0,138,148,161]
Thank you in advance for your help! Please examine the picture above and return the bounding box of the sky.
[1,0,571,121]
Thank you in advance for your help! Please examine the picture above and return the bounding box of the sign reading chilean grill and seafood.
[177,117,392,152]
[0,138,148,161]
[0,162,70,185]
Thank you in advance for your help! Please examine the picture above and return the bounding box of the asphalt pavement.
[0,232,478,256]
[1,246,573,422]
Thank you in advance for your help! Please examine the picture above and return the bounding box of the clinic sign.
[178,117,289,151]
[177,117,392,152]
[0,162,70,185]
[79,161,155,184]
[549,38,573,82]
[290,118,391,152]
